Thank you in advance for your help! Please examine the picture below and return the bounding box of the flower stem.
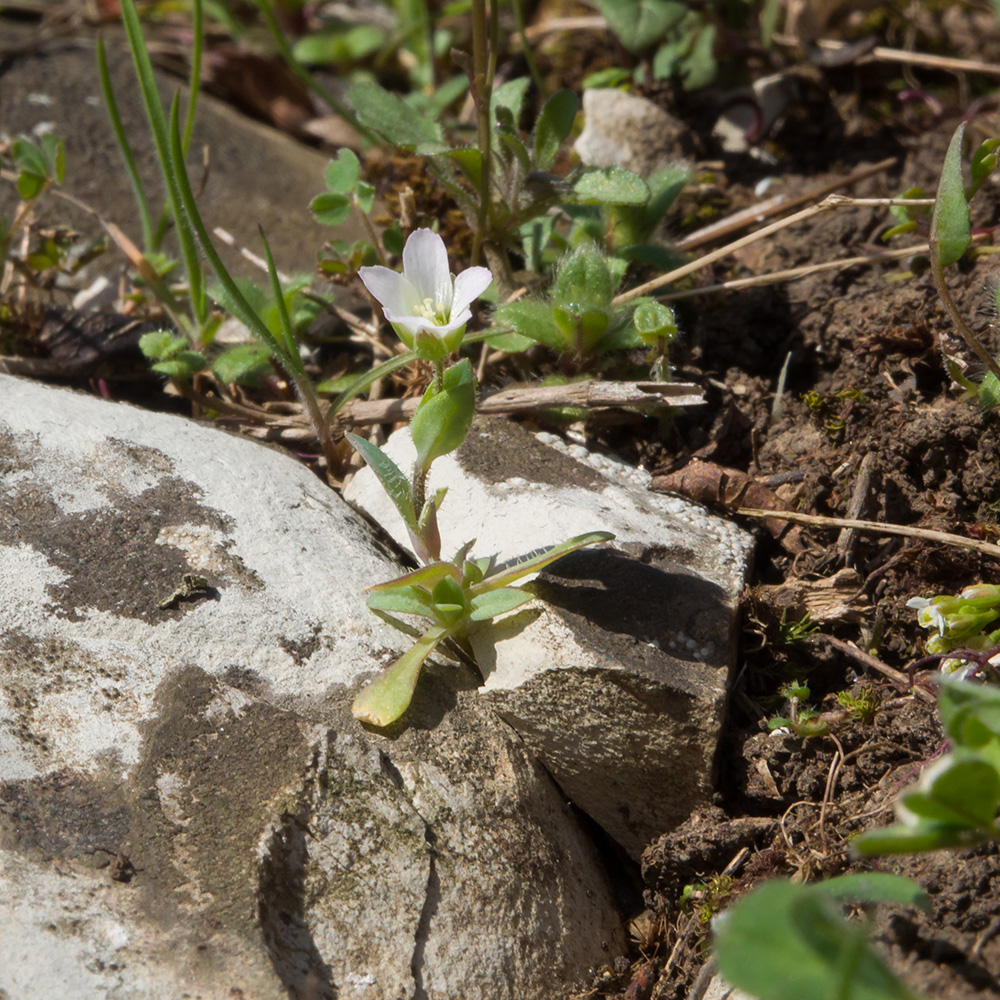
[433,359,445,393]
[470,0,493,266]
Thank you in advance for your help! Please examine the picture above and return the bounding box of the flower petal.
[359,266,420,317]
[402,229,452,310]
[451,266,493,316]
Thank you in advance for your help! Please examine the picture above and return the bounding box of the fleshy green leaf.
[366,561,461,593]
[932,123,972,267]
[367,585,436,618]
[411,358,476,471]
[15,171,45,200]
[471,531,614,593]
[469,587,533,621]
[352,624,453,726]
[573,167,650,206]
[347,433,418,532]
[533,90,578,170]
[901,755,1000,827]
[853,822,986,855]
[939,677,1000,747]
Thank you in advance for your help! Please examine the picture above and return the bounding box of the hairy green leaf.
[932,123,971,267]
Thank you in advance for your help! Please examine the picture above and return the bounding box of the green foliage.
[11,134,65,199]
[908,583,1000,676]
[714,875,928,1000]
[854,680,1000,855]
[353,529,614,726]
[932,123,972,268]
[411,359,476,472]
[768,678,829,738]
[492,245,648,360]
[139,330,206,379]
[591,0,687,52]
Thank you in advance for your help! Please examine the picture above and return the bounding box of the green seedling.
[714,873,929,1000]
[1,133,66,286]
[855,679,1000,855]
[490,243,651,362]
[768,679,829,738]
[352,530,613,727]
[910,123,1000,404]
[311,148,401,274]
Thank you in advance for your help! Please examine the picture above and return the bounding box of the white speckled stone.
[345,417,755,856]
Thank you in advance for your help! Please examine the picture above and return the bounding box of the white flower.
[359,228,493,361]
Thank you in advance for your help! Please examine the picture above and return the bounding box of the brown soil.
[5,5,1000,1000]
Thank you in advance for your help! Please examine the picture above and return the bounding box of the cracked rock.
[345,417,754,858]
[0,375,625,999]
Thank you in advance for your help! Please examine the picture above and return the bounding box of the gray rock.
[0,375,625,999]
[574,88,688,177]
[344,418,754,857]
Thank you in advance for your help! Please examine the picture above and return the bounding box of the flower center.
[412,296,449,325]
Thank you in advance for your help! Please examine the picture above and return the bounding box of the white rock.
[0,375,624,999]
[344,418,754,856]
[574,88,687,177]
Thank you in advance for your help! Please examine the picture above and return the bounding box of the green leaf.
[152,351,206,378]
[970,139,1000,198]
[352,624,453,727]
[411,358,476,471]
[12,138,48,178]
[139,330,186,360]
[347,433,418,532]
[366,561,461,593]
[582,68,632,89]
[491,300,564,351]
[39,133,66,183]
[324,148,360,194]
[491,77,531,130]
[889,186,930,225]
[901,754,1000,828]
[367,585,436,619]
[715,879,921,1000]
[212,343,274,385]
[939,678,1000,747]
[811,873,930,911]
[471,531,614,593]
[573,167,650,206]
[292,24,383,65]
[345,81,448,153]
[853,822,986,855]
[534,90,578,170]
[311,192,352,227]
[591,0,687,52]
[15,171,45,200]
[932,123,972,268]
[469,587,533,621]
[355,181,375,214]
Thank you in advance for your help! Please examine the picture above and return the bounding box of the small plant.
[854,679,1000,854]
[680,875,734,926]
[908,583,1000,678]
[768,680,829,738]
[490,243,675,368]
[349,228,613,726]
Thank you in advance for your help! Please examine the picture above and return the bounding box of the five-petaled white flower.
[359,228,493,361]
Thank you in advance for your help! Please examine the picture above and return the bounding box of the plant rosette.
[359,227,493,361]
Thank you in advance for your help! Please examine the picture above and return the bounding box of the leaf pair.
[352,530,614,727]
[854,680,1000,855]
